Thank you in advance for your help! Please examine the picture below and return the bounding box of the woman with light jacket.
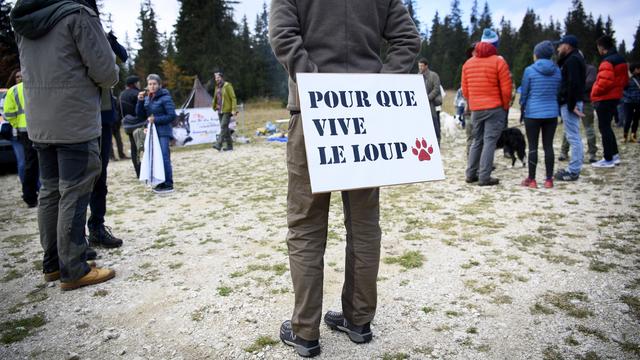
[519,40,562,189]
[136,74,177,194]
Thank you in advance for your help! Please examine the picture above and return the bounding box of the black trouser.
[88,123,112,231]
[112,119,126,158]
[595,100,620,161]
[524,117,557,180]
[433,112,441,145]
[623,102,640,135]
[128,133,140,177]
[17,131,39,204]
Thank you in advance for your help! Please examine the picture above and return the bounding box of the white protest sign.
[174,107,220,146]
[297,73,445,193]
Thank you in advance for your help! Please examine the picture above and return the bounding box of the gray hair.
[146,74,162,85]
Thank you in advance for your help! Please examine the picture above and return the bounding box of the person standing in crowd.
[454,87,467,129]
[87,26,128,250]
[120,76,142,176]
[3,70,26,184]
[554,35,586,181]
[10,0,117,290]
[623,63,640,143]
[3,70,39,207]
[464,43,477,157]
[591,35,628,168]
[211,71,237,152]
[418,58,442,144]
[519,41,562,189]
[136,74,177,194]
[559,61,598,163]
[463,29,512,186]
[270,0,420,357]
[111,94,128,161]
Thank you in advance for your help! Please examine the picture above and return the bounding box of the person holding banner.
[136,74,177,194]
[269,0,420,357]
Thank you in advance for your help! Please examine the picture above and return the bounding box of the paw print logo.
[411,138,434,161]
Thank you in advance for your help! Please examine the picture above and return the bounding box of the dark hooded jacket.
[557,48,586,112]
[11,0,118,143]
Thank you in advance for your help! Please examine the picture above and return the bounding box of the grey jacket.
[13,3,118,143]
[269,0,421,111]
[422,69,442,117]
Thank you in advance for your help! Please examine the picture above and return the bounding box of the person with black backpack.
[120,75,144,177]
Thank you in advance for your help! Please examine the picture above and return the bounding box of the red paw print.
[411,138,434,161]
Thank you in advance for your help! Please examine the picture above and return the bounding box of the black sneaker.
[212,144,221,151]
[588,156,598,163]
[89,226,123,248]
[478,178,500,186]
[279,320,321,357]
[324,311,373,344]
[222,147,233,152]
[554,169,579,181]
[86,246,98,260]
[153,183,174,194]
[465,176,479,183]
[558,154,568,161]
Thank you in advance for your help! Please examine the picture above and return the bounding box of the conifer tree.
[0,0,18,87]
[134,0,164,79]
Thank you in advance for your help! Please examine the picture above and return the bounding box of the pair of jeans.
[524,118,557,179]
[560,103,584,174]
[216,112,233,149]
[623,102,640,135]
[35,139,101,281]
[286,114,381,340]
[466,107,505,182]
[594,100,620,161]
[88,124,112,231]
[17,131,39,204]
[561,101,597,158]
[158,136,173,187]
[10,136,25,183]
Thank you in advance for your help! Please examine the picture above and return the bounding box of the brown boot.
[60,267,115,291]
[44,261,97,282]
[632,133,638,143]
[623,132,629,143]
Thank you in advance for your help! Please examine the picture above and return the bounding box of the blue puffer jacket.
[623,75,640,104]
[136,88,176,138]
[520,59,561,119]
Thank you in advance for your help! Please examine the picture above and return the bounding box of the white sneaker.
[613,154,621,165]
[591,159,615,168]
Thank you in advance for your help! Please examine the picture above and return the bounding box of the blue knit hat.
[534,40,554,60]
[481,28,499,48]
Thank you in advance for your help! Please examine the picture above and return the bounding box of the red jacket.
[462,42,512,111]
[591,49,628,102]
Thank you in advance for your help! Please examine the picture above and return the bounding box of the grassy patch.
[460,259,480,269]
[530,302,556,315]
[621,295,640,319]
[564,335,580,346]
[619,340,640,356]
[383,251,424,269]
[576,325,608,342]
[217,285,233,296]
[491,295,513,304]
[382,353,409,360]
[245,336,279,353]
[422,306,435,314]
[191,306,210,322]
[588,260,616,273]
[93,290,109,297]
[1,269,22,283]
[464,279,496,295]
[542,346,565,360]
[0,313,46,344]
[466,327,478,334]
[543,292,593,318]
[168,262,184,270]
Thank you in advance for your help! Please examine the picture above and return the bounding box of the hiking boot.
[465,176,478,184]
[554,169,579,181]
[89,226,123,248]
[44,261,97,282]
[478,178,499,186]
[279,320,320,358]
[212,144,222,151]
[544,178,554,189]
[623,133,629,143]
[613,154,621,165]
[558,154,568,161]
[324,311,373,344]
[60,267,115,291]
[588,156,598,163]
[631,133,638,143]
[153,183,174,194]
[521,177,537,188]
[591,159,615,168]
[86,246,97,260]
[222,147,233,152]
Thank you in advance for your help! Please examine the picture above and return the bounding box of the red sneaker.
[521,178,532,187]
[528,179,538,189]
[544,179,553,189]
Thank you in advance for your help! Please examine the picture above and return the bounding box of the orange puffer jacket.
[462,42,512,111]
[591,49,629,102]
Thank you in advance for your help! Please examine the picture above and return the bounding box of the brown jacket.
[12,3,118,143]
[269,0,421,111]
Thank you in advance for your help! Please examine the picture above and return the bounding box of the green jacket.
[212,82,237,114]
[3,82,26,129]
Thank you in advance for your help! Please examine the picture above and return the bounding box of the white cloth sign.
[139,123,165,187]
[173,107,220,146]
[297,73,445,193]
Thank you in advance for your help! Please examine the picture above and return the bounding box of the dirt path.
[1,124,639,360]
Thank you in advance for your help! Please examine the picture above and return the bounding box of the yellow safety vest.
[3,82,26,129]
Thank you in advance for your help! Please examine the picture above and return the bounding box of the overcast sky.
[8,1,639,49]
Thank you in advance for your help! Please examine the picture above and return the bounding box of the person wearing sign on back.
[269,0,420,357]
[462,29,513,186]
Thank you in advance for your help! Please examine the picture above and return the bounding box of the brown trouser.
[286,114,382,340]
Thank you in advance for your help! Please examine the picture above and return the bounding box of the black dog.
[496,127,526,167]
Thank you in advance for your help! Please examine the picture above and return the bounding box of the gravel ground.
[1,120,639,360]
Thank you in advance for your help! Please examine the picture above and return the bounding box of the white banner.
[173,107,220,146]
[297,73,445,193]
